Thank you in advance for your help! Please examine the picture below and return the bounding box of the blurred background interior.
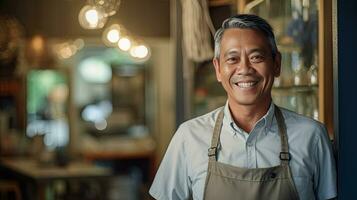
[0,0,341,199]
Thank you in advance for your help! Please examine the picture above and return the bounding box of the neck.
[228,99,271,133]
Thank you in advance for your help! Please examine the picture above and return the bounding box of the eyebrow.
[223,48,268,58]
[247,48,267,55]
[223,50,240,58]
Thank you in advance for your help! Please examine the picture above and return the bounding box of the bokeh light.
[118,37,131,51]
[78,5,107,29]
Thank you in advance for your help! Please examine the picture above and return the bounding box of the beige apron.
[203,106,300,200]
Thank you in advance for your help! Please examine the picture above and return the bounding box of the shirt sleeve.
[313,124,337,200]
[149,125,192,200]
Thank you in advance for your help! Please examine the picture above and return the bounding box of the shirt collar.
[223,101,275,136]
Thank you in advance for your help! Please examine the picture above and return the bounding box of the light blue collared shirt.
[149,102,337,200]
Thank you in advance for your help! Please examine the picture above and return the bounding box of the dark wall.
[0,0,170,38]
[337,0,357,199]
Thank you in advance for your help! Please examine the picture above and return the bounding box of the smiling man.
[149,14,337,200]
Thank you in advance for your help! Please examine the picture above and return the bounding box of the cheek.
[219,67,232,80]
[256,65,275,80]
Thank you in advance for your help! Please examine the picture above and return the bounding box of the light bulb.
[102,24,121,46]
[135,45,149,58]
[130,44,150,60]
[107,29,120,43]
[118,37,131,51]
[78,5,107,29]
[88,0,121,17]
[85,9,99,27]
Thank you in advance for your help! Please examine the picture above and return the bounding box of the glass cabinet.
[189,0,333,136]
[248,0,320,120]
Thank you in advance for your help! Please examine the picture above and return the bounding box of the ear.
[213,58,222,82]
[273,52,282,77]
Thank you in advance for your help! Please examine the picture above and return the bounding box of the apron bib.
[203,105,300,200]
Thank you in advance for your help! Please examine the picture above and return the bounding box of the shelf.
[81,136,155,160]
[277,44,301,53]
[272,85,318,93]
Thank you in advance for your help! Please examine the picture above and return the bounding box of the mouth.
[230,75,260,89]
[233,81,259,89]
[236,81,258,88]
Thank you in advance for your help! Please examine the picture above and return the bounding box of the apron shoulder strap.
[274,105,291,166]
[208,107,224,161]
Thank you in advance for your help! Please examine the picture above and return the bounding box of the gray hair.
[214,14,278,59]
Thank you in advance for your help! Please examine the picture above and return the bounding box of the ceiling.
[0,0,170,38]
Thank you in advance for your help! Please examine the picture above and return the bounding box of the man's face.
[213,28,281,107]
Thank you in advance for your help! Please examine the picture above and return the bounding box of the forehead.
[220,28,271,52]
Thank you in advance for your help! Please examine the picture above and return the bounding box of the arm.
[149,126,192,200]
[313,124,337,200]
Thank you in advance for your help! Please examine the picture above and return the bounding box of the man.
[149,14,337,200]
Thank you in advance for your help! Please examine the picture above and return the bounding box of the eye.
[250,54,264,63]
[226,56,239,64]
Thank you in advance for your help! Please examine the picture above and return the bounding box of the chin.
[231,97,258,106]
[236,100,258,106]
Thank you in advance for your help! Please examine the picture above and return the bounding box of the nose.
[237,55,253,75]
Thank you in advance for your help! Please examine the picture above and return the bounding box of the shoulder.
[280,107,326,133]
[278,107,329,147]
[174,107,222,148]
[178,107,222,136]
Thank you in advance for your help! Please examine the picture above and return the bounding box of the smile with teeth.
[235,81,258,88]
